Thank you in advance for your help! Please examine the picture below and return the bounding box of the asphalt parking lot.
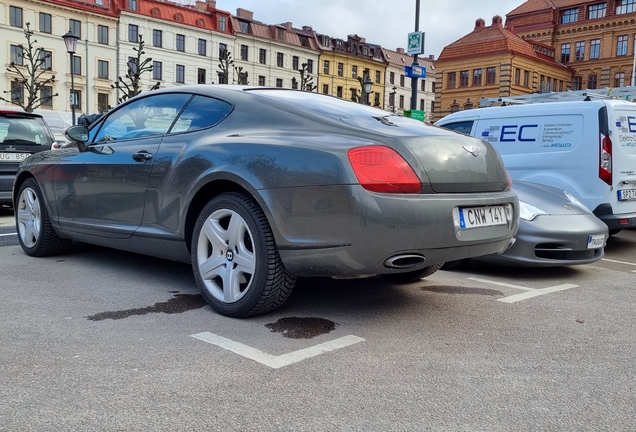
[1,206,635,431]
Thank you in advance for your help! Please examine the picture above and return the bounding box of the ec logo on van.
[616,116,636,133]
[481,125,538,143]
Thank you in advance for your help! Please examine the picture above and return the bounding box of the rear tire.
[382,263,444,283]
[15,178,72,257]
[191,192,296,317]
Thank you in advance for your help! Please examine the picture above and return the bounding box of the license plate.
[0,152,30,162]
[587,234,605,249]
[458,205,507,229]
[617,189,636,201]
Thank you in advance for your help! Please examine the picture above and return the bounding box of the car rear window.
[0,115,53,146]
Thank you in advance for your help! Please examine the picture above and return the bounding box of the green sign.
[407,31,425,55]
[404,110,425,122]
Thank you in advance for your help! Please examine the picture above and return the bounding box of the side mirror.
[64,125,89,151]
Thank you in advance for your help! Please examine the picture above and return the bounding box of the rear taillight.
[599,134,612,186]
[347,146,421,193]
[506,170,513,191]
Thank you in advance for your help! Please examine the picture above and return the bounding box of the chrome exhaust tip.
[384,254,426,269]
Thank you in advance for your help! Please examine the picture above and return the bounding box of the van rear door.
[606,101,636,216]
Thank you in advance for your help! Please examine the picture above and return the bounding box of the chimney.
[474,18,485,32]
[492,15,503,28]
[359,37,366,43]
[396,48,405,54]
[302,26,312,31]
[428,54,435,60]
[196,1,206,11]
[505,22,514,32]
[207,0,216,8]
[282,22,292,30]
[236,8,253,20]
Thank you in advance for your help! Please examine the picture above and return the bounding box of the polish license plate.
[617,189,636,201]
[0,152,30,162]
[587,234,605,249]
[458,205,507,229]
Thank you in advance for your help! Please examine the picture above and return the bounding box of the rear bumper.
[593,204,636,230]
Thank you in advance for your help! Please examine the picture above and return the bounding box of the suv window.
[0,114,54,146]
[439,121,474,135]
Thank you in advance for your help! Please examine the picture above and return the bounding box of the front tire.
[16,177,72,257]
[382,263,444,283]
[191,192,296,317]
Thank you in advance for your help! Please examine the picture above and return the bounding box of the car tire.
[15,178,72,257]
[191,192,297,317]
[382,262,444,283]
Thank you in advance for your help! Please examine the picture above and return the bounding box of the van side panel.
[605,102,636,216]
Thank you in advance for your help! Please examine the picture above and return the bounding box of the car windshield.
[0,115,53,146]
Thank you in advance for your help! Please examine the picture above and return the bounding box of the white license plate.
[587,234,605,249]
[458,205,507,229]
[0,152,30,162]
[617,189,636,201]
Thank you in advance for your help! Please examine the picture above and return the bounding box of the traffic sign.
[407,31,425,55]
[405,64,426,79]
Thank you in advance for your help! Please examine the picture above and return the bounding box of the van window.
[440,121,473,135]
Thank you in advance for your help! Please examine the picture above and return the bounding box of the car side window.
[92,93,191,143]
[170,95,233,134]
[440,121,474,135]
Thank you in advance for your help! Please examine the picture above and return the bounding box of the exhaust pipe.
[384,254,426,269]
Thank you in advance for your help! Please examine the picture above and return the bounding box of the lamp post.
[411,0,421,110]
[390,86,397,112]
[62,29,80,125]
[363,75,373,105]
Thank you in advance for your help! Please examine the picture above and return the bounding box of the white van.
[436,99,636,233]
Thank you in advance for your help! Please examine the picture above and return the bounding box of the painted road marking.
[0,233,16,237]
[191,332,365,369]
[467,278,579,304]
[602,258,636,267]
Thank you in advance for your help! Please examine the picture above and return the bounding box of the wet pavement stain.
[265,317,337,339]
[86,294,208,321]
[420,285,504,297]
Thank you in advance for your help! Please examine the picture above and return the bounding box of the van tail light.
[599,134,612,186]
[347,146,421,193]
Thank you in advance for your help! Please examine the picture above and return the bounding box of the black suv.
[0,109,55,206]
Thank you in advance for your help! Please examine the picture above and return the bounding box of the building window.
[259,49,266,64]
[153,61,162,80]
[514,68,521,85]
[324,60,330,74]
[292,56,299,70]
[350,88,357,101]
[151,29,161,47]
[69,19,81,39]
[560,8,578,23]
[336,40,343,50]
[389,71,395,84]
[321,35,330,46]
[572,76,583,90]
[420,99,425,111]
[10,6,23,27]
[575,41,585,61]
[352,66,358,79]
[219,43,227,58]
[219,16,226,32]
[258,75,265,86]
[399,95,404,108]
[322,84,329,95]
[277,52,284,67]
[337,86,343,98]
[376,71,381,83]
[486,67,496,84]
[524,70,529,87]
[473,69,482,85]
[276,78,283,88]
[447,72,456,88]
[421,80,426,91]
[198,68,206,84]
[128,24,139,43]
[40,50,52,70]
[307,59,313,74]
[400,74,405,86]
[71,55,81,75]
[460,70,469,87]
[240,45,248,61]
[239,21,249,33]
[338,63,344,77]
[450,104,459,113]
[431,101,435,114]
[98,60,109,79]
[128,0,137,11]
[40,13,52,34]
[588,75,598,89]
[70,90,81,110]
[590,39,601,59]
[198,39,207,56]
[176,34,185,52]
[176,65,185,83]
[616,0,636,14]
[98,25,109,44]
[588,3,607,19]
[11,82,24,104]
[615,72,625,87]
[10,45,23,66]
[97,93,109,112]
[41,86,53,106]
[276,28,284,40]
[218,73,228,85]
[617,35,629,56]
[465,103,473,110]
[561,43,571,62]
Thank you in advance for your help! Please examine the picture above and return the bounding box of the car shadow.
[442,261,582,283]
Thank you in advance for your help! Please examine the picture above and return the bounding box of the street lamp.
[390,86,397,113]
[363,76,373,105]
[62,29,80,125]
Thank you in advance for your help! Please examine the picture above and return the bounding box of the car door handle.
[132,151,153,162]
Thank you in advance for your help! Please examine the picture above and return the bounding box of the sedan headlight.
[519,200,547,221]
[564,191,592,213]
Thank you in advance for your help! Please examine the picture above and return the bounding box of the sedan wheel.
[16,178,72,256]
[192,192,296,317]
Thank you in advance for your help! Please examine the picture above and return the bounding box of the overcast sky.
[201,0,527,57]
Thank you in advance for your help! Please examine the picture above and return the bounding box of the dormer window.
[363,46,368,56]
[277,28,285,40]
[588,3,607,19]
[322,36,330,46]
[239,20,249,33]
[336,40,343,50]
[560,8,578,23]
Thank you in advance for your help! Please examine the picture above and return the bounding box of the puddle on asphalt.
[86,293,208,321]
[265,317,337,339]
[420,285,504,297]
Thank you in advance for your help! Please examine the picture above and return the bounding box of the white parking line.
[497,284,579,303]
[0,232,16,237]
[467,277,535,291]
[191,332,365,369]
[602,258,636,267]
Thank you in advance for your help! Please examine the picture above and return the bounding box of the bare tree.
[299,63,317,91]
[0,22,58,112]
[111,35,160,104]
[234,65,249,85]
[217,50,233,84]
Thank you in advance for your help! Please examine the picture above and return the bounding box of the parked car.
[443,181,608,268]
[0,108,56,207]
[14,85,518,317]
